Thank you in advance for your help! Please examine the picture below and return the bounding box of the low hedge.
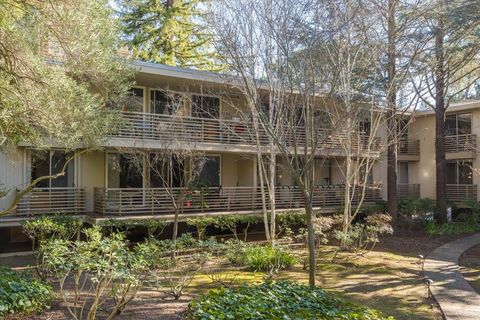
[426,221,480,235]
[188,281,394,320]
[0,267,53,316]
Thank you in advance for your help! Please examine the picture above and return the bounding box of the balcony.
[398,139,420,161]
[108,112,382,155]
[16,187,86,216]
[445,134,476,159]
[397,184,420,199]
[446,184,477,205]
[93,185,382,216]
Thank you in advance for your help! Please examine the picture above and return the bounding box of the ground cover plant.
[0,266,53,317]
[187,280,394,320]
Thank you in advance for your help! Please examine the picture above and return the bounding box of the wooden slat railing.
[93,185,381,216]
[111,112,382,152]
[399,139,420,156]
[16,187,85,216]
[397,184,420,199]
[446,184,477,204]
[445,134,476,153]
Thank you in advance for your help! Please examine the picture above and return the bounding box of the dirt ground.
[2,232,460,320]
[459,244,480,294]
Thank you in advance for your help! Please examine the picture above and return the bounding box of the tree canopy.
[118,0,222,71]
[0,0,131,150]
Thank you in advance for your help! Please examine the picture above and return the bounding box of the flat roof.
[414,100,480,117]
[131,60,235,85]
[131,61,480,112]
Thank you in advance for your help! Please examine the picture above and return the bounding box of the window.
[107,154,143,188]
[446,160,472,185]
[191,95,220,119]
[31,150,75,188]
[123,87,144,112]
[149,154,186,188]
[315,159,331,185]
[194,156,220,187]
[446,113,471,136]
[358,118,371,135]
[150,90,184,115]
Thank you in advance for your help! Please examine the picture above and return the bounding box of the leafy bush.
[332,213,393,251]
[22,215,82,278]
[186,216,218,240]
[135,235,213,300]
[426,220,480,236]
[244,245,296,272]
[0,267,53,316]
[275,211,307,238]
[223,239,248,265]
[397,198,435,230]
[187,281,393,320]
[103,219,169,238]
[225,242,296,272]
[42,226,148,319]
[214,214,262,241]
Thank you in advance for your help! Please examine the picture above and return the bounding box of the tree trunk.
[434,17,447,223]
[435,108,447,223]
[269,151,276,242]
[302,190,316,287]
[386,0,398,226]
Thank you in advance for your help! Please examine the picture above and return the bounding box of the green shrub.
[22,215,82,279]
[186,216,218,240]
[244,245,296,271]
[0,267,53,316]
[187,281,394,320]
[397,198,435,230]
[426,220,480,236]
[214,214,262,241]
[225,242,296,272]
[42,226,148,319]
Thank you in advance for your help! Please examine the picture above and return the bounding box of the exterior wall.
[137,82,250,119]
[0,148,25,211]
[409,115,436,199]
[218,153,255,187]
[373,158,387,199]
[79,151,106,212]
[409,107,480,200]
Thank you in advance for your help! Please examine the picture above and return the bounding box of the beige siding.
[0,148,25,211]
[79,151,105,212]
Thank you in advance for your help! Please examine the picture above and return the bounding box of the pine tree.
[118,0,222,71]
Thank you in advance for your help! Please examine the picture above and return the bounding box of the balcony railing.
[116,112,268,145]
[111,112,381,153]
[93,185,381,216]
[16,187,85,216]
[397,184,420,199]
[445,134,477,153]
[398,139,420,156]
[446,184,477,204]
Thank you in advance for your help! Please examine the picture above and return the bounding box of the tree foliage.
[0,0,131,150]
[118,0,222,70]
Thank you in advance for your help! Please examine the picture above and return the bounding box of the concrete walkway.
[424,233,480,320]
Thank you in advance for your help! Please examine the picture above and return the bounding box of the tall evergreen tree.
[118,0,222,70]
[414,0,480,222]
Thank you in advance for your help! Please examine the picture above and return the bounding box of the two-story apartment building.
[400,101,480,205]
[0,61,387,251]
[0,60,478,252]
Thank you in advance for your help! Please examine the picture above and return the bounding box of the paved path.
[424,233,480,320]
